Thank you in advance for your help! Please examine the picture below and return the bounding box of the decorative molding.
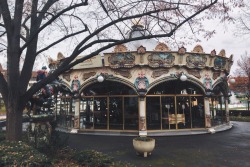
[187,69,201,79]
[213,72,221,80]
[151,69,169,78]
[114,69,132,78]
[83,72,96,80]
[62,73,71,82]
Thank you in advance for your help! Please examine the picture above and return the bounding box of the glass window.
[124,97,138,130]
[146,97,161,130]
[161,96,175,129]
[94,97,107,129]
[109,97,123,130]
[80,97,94,129]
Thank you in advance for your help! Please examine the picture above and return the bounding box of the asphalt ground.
[65,121,250,167]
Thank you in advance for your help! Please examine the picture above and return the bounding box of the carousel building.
[51,24,235,136]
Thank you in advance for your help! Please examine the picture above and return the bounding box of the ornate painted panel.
[108,53,135,69]
[214,57,226,70]
[148,52,175,68]
[134,72,149,91]
[186,54,207,68]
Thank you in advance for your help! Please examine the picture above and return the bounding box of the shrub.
[0,141,51,166]
[230,116,250,122]
[0,130,5,142]
[134,136,154,141]
[73,150,113,166]
[72,149,135,167]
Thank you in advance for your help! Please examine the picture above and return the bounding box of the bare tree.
[236,52,250,91]
[0,0,245,141]
[235,2,250,36]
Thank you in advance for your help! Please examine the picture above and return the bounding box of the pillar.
[225,97,229,123]
[71,99,80,133]
[139,96,147,136]
[204,97,211,128]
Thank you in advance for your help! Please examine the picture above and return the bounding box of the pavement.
[65,121,250,167]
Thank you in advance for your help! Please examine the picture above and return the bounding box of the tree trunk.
[6,97,23,141]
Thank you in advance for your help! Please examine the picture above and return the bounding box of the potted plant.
[132,136,155,157]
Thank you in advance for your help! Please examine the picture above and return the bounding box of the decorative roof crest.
[210,49,216,56]
[57,52,65,60]
[154,42,170,51]
[178,46,186,55]
[48,57,56,65]
[192,45,204,53]
[218,49,225,57]
[131,18,144,28]
[113,44,128,52]
[137,45,146,54]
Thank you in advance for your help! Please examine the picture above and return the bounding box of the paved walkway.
[66,121,250,167]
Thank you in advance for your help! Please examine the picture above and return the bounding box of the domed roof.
[126,22,158,51]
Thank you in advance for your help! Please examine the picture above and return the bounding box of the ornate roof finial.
[57,52,65,60]
[211,49,216,56]
[154,42,170,51]
[131,18,144,29]
[192,45,204,53]
[218,49,226,57]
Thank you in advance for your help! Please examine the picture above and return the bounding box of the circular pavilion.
[51,25,234,136]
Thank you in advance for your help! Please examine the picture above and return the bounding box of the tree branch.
[20,1,88,51]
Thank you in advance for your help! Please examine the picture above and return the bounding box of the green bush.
[0,131,5,141]
[0,141,51,166]
[1,124,133,166]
